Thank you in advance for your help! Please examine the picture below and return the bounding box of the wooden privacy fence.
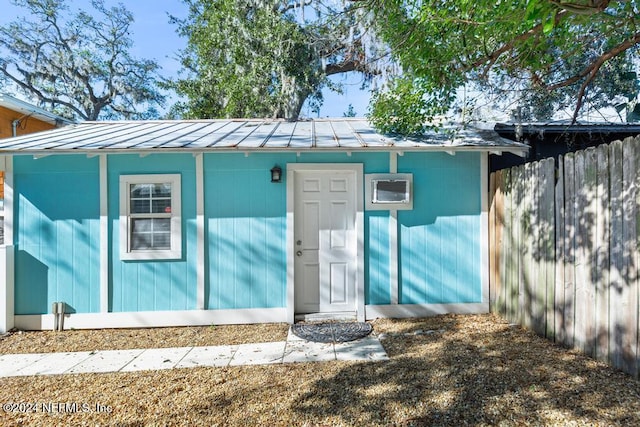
[489,135,640,378]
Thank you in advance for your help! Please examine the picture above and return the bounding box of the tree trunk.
[276,75,312,120]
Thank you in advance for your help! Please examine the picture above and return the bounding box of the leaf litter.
[0,314,639,426]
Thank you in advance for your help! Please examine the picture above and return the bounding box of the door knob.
[296,250,303,257]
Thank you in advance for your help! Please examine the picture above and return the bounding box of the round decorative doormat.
[291,322,373,343]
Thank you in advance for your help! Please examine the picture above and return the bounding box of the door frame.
[286,163,364,323]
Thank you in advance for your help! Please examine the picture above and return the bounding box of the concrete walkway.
[0,329,388,377]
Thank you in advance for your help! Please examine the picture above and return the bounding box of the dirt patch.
[1,313,639,426]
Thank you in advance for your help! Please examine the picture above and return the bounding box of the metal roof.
[0,118,529,155]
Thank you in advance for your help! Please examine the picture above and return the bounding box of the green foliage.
[0,0,165,121]
[343,104,357,117]
[365,0,640,134]
[170,0,317,119]
[368,76,452,135]
[169,0,380,120]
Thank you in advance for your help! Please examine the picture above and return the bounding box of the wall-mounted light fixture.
[270,165,282,183]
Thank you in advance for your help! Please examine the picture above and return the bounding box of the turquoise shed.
[0,119,527,331]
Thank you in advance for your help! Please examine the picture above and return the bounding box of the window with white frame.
[120,174,181,260]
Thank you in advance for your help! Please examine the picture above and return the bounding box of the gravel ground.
[0,323,290,354]
[1,313,639,426]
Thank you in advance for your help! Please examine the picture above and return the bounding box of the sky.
[0,0,372,118]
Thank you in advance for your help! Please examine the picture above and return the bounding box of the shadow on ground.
[292,314,640,426]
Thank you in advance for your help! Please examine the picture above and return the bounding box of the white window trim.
[119,174,182,260]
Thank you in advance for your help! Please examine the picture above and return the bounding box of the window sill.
[120,249,182,261]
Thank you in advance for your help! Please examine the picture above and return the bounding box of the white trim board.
[365,303,489,320]
[195,153,205,309]
[0,246,14,333]
[14,308,287,331]
[0,156,15,334]
[3,156,13,245]
[14,304,490,330]
[99,155,108,312]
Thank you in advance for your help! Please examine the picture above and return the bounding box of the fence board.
[574,149,588,353]
[576,148,598,356]
[494,171,506,314]
[489,172,498,311]
[610,139,625,371]
[522,162,534,330]
[531,161,547,335]
[505,167,516,323]
[488,172,500,311]
[502,167,512,322]
[563,153,577,349]
[622,138,639,377]
[539,158,555,340]
[554,155,566,343]
[586,147,598,357]
[534,161,544,333]
[501,169,511,321]
[635,138,640,377]
[515,165,525,325]
[595,144,610,362]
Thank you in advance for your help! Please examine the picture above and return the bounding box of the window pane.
[153,184,172,197]
[131,199,150,214]
[130,183,172,214]
[131,218,152,250]
[130,218,171,250]
[131,232,152,250]
[152,199,172,214]
[153,218,171,232]
[131,184,152,198]
[153,232,171,249]
[132,218,152,232]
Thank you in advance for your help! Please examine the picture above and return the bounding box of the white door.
[294,170,357,314]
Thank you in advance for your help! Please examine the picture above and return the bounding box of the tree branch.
[547,32,640,91]
[469,9,569,75]
[0,65,88,120]
[551,0,611,15]
[0,0,161,121]
[278,0,313,15]
[325,58,368,75]
[571,68,598,123]
[563,32,640,122]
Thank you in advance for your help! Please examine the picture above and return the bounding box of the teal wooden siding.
[11,150,483,316]
[108,154,198,312]
[398,152,482,304]
[204,154,288,309]
[14,155,100,315]
[366,212,391,304]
